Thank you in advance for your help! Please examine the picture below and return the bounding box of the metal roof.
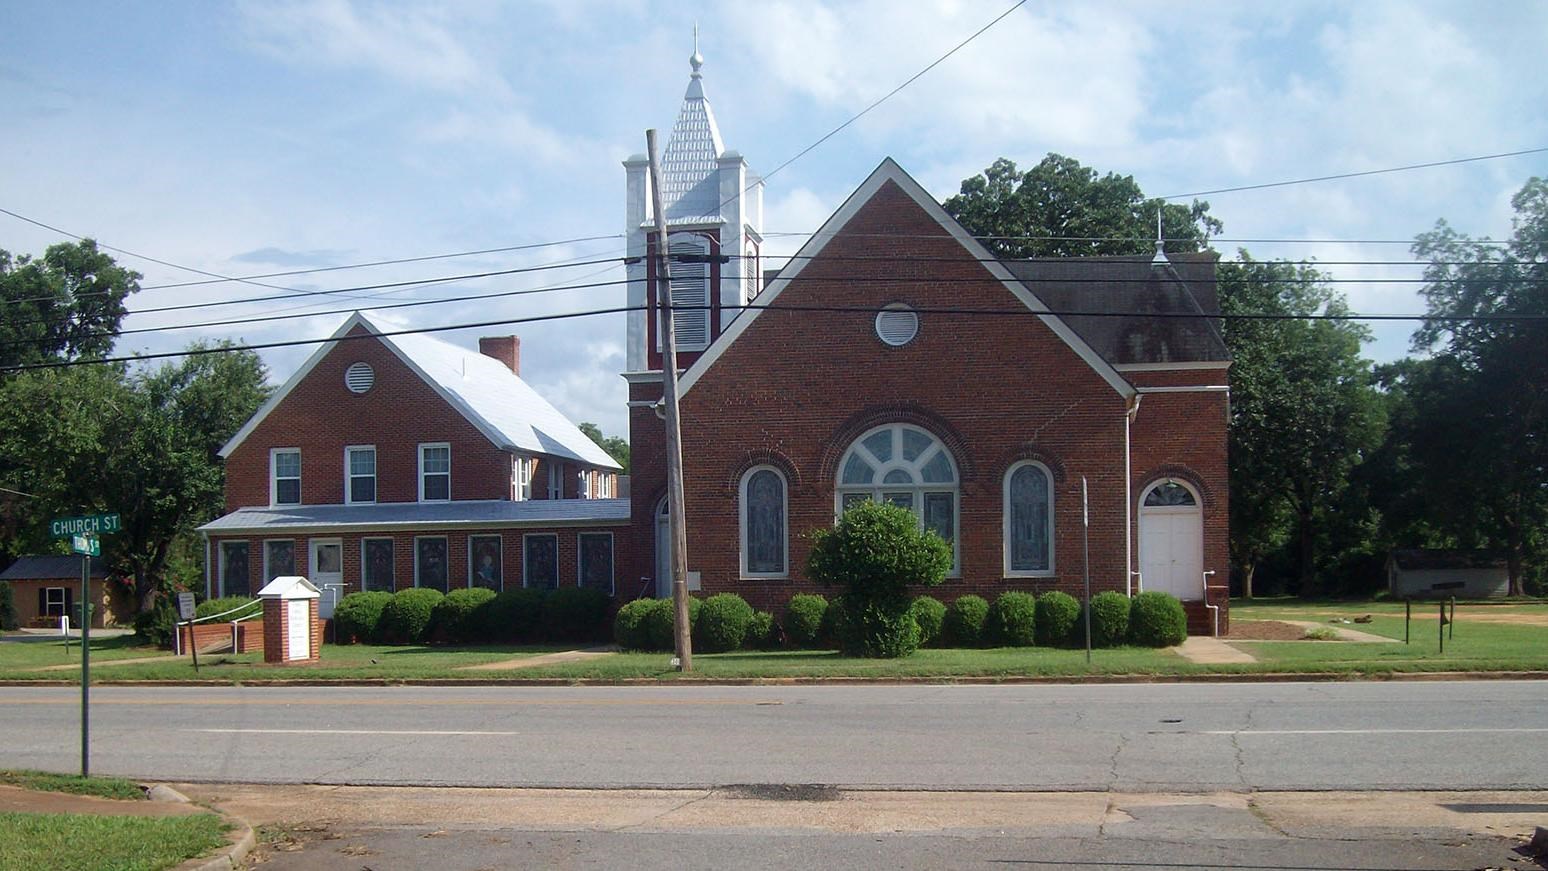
[660,53,726,225]
[198,498,631,534]
[0,555,109,580]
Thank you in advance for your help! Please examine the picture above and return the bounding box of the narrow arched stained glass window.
[1005,462,1053,574]
[741,467,787,576]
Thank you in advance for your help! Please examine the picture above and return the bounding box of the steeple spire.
[691,22,703,76]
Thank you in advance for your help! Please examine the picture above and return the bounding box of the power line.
[1159,147,1548,200]
[763,230,1517,247]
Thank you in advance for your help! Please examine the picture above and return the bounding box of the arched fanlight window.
[1144,481,1197,507]
[834,423,958,573]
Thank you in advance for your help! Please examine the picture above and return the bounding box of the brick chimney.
[479,336,520,376]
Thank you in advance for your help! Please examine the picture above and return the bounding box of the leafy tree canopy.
[1,239,140,370]
[578,422,630,474]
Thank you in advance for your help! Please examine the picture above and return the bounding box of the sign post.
[177,592,199,673]
[1081,477,1092,665]
[53,513,119,779]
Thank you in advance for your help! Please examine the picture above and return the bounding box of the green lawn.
[0,769,144,801]
[0,811,227,871]
[0,635,171,671]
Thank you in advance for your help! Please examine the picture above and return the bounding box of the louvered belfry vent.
[875,305,919,347]
[344,361,375,394]
[667,236,711,350]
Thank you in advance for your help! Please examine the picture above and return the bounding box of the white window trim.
[219,540,250,598]
[269,447,301,507]
[512,456,532,501]
[262,539,295,583]
[413,535,449,589]
[523,532,560,589]
[418,442,451,502]
[547,463,562,500]
[577,531,615,596]
[344,444,376,505]
[739,465,789,579]
[833,423,960,577]
[1002,460,1056,578]
[468,534,504,591]
[360,537,395,594]
[44,586,67,616]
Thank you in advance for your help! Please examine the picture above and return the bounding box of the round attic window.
[875,304,919,347]
[344,362,375,394]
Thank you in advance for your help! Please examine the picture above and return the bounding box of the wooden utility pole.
[646,128,693,672]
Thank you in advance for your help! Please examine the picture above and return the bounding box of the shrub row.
[333,585,610,646]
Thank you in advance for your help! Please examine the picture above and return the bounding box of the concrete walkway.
[456,645,619,672]
[1283,620,1401,642]
[1175,635,1257,664]
[37,654,181,672]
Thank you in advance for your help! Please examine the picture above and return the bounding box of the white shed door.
[287,599,310,660]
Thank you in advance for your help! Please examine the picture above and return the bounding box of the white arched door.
[655,498,672,599]
[1138,481,1203,600]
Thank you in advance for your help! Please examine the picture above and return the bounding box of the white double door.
[1139,502,1203,600]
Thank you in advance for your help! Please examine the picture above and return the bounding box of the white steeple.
[622,35,764,373]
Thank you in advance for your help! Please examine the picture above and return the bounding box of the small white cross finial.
[690,23,703,75]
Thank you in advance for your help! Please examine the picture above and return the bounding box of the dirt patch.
[719,784,842,802]
[1225,620,1315,641]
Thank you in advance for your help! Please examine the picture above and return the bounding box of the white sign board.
[287,599,310,660]
[177,592,196,621]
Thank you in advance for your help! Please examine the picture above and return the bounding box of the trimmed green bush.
[542,586,610,642]
[133,600,177,649]
[613,598,657,650]
[695,593,755,653]
[989,591,1038,646]
[481,588,546,642]
[0,582,17,631]
[820,594,848,648]
[807,501,951,658]
[194,596,261,624]
[432,587,497,644]
[1128,590,1187,647]
[1087,590,1131,647]
[378,587,444,644]
[1034,591,1081,647]
[784,594,828,648]
[746,610,776,649]
[909,596,946,647]
[641,596,700,652]
[333,591,393,644]
[944,595,989,647]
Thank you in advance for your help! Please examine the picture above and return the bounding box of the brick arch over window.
[720,448,803,498]
[991,443,1068,487]
[817,403,974,484]
[1137,464,1215,511]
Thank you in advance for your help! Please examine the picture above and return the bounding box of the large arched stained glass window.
[835,424,959,573]
[1004,461,1054,575]
[740,466,787,577]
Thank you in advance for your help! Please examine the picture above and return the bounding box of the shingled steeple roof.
[660,42,726,225]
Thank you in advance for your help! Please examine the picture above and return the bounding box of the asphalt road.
[1,680,1546,790]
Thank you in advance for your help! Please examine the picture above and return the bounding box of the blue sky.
[3,1,1546,438]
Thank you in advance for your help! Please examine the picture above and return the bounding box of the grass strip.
[0,811,227,871]
[0,769,144,801]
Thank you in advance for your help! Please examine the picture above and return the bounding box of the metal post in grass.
[1404,598,1410,644]
[1449,597,1456,640]
[1438,601,1445,654]
[1082,476,1091,665]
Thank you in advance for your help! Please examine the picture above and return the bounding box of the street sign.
[177,592,196,621]
[50,513,121,539]
[70,534,100,557]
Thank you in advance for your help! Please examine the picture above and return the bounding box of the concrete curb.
[3,670,1547,688]
[147,783,256,871]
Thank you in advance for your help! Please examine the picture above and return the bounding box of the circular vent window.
[344,362,375,394]
[875,304,919,347]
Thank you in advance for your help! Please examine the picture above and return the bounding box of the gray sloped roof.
[1390,549,1508,571]
[660,64,726,225]
[1000,252,1229,365]
[198,499,631,534]
[1,555,109,580]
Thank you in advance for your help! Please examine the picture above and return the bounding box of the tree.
[1404,178,1548,595]
[1,239,140,370]
[578,422,630,474]
[1220,255,1386,596]
[942,154,1221,259]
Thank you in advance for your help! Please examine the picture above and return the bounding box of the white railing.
[173,600,261,656]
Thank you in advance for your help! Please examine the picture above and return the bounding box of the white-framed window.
[419,443,450,502]
[469,534,503,591]
[577,532,614,595]
[43,586,69,618]
[361,538,395,593]
[835,423,959,575]
[658,234,711,352]
[414,535,448,592]
[345,445,376,504]
[270,448,301,506]
[1004,461,1055,576]
[740,465,788,578]
[263,539,295,582]
[523,533,559,590]
[512,456,532,501]
[220,540,251,598]
[577,469,589,500]
[547,463,562,500]
[599,472,613,499]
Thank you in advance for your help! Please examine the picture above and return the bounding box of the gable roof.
[1001,253,1229,365]
[1,555,109,580]
[219,312,620,469]
[677,158,1136,399]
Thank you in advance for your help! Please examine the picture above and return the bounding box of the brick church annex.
[201,49,1231,635]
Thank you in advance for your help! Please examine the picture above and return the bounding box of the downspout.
[1125,394,1143,598]
[202,530,211,599]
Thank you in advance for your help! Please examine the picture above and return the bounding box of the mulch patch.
[1225,620,1313,641]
